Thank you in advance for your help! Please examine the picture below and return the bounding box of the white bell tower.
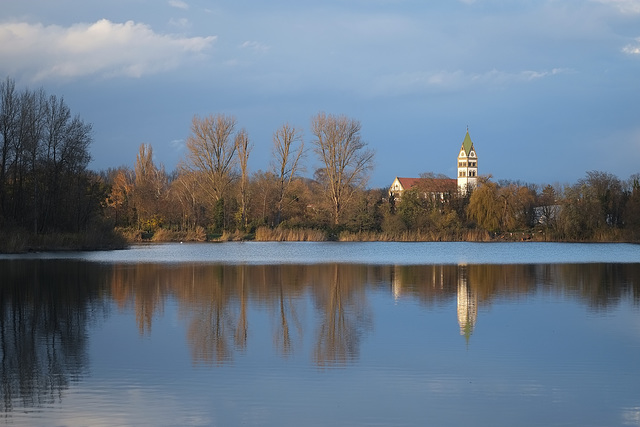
[457,129,478,195]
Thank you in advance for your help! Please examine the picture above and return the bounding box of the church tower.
[457,129,478,195]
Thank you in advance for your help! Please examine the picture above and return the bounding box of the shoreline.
[2,225,637,254]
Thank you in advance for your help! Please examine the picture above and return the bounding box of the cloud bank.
[0,19,216,80]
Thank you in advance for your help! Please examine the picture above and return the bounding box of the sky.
[1,0,639,188]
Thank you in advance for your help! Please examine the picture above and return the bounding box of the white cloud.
[591,0,640,14]
[372,68,570,96]
[170,139,185,152]
[0,19,216,80]
[519,68,570,81]
[168,0,189,10]
[240,41,270,54]
[621,407,640,426]
[169,17,191,29]
[622,37,640,54]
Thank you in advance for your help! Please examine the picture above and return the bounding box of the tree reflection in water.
[311,264,373,367]
[0,260,109,413]
[106,262,640,364]
[108,262,639,366]
[1,259,639,413]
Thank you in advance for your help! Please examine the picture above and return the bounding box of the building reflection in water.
[392,264,478,342]
[457,265,478,343]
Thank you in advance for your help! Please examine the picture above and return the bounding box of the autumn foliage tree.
[133,143,168,231]
[467,178,535,233]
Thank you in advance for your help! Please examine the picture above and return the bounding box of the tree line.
[2,76,640,248]
[104,117,640,242]
[0,77,109,242]
[103,111,377,240]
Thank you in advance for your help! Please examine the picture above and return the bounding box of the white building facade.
[457,130,478,195]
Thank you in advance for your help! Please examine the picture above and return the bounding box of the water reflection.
[310,264,373,367]
[106,264,376,366]
[1,260,639,415]
[457,266,478,342]
[0,260,110,413]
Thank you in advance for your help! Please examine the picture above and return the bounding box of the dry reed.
[255,227,327,241]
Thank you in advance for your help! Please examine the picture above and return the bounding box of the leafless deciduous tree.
[0,78,94,233]
[171,170,205,231]
[271,123,304,225]
[183,114,238,203]
[311,112,374,225]
[236,128,251,230]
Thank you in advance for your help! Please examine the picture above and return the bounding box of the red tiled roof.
[395,177,456,192]
[396,177,421,190]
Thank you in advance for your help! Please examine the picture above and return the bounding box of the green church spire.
[461,129,474,155]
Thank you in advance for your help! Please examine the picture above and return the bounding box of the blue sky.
[2,0,639,188]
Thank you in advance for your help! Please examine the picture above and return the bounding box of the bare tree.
[250,170,278,225]
[271,123,304,225]
[171,170,205,231]
[19,88,46,232]
[236,128,251,230]
[311,112,374,225]
[0,78,18,222]
[183,114,238,203]
[0,78,96,234]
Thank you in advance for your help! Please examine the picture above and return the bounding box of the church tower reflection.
[457,265,478,343]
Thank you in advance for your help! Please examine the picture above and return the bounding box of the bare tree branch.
[311,113,374,225]
[272,123,304,225]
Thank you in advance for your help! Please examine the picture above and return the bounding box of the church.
[456,129,479,195]
[389,129,479,198]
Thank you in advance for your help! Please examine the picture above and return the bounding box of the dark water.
[1,243,639,426]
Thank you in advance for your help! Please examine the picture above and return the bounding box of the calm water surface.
[1,242,639,427]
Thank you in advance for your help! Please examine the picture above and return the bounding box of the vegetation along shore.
[1,77,639,253]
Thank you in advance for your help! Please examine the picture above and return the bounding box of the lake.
[1,242,639,426]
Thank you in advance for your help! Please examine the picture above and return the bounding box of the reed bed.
[338,229,493,242]
[255,227,327,241]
